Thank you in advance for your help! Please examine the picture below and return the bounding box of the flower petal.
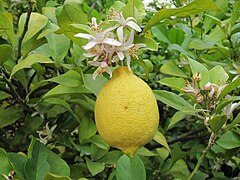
[83,41,98,50]
[92,69,99,80]
[106,67,112,77]
[84,52,97,57]
[117,26,124,43]
[88,61,101,66]
[126,17,137,22]
[102,38,122,46]
[126,54,131,70]
[126,30,134,45]
[135,43,146,49]
[74,33,94,40]
[126,21,141,32]
[117,51,125,60]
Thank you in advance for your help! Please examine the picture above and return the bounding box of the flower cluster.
[74,10,146,79]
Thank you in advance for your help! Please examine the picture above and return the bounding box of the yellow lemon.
[95,66,159,157]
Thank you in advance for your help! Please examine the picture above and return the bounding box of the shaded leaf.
[0,148,12,180]
[8,153,27,180]
[160,61,188,78]
[218,79,240,100]
[0,44,12,65]
[209,114,227,132]
[86,158,105,176]
[11,54,53,76]
[0,106,22,128]
[159,77,186,92]
[217,131,240,149]
[79,115,97,143]
[44,173,71,180]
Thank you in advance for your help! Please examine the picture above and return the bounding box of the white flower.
[110,11,142,42]
[229,63,240,81]
[88,60,112,79]
[37,122,57,145]
[74,17,121,50]
[84,45,104,62]
[113,30,146,69]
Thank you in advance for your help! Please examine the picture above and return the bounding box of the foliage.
[0,0,239,179]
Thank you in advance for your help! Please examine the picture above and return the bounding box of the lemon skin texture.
[95,67,159,157]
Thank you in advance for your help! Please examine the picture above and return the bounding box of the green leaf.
[45,32,70,64]
[44,173,71,180]
[209,65,229,84]
[188,38,214,50]
[159,77,186,92]
[134,35,158,51]
[156,147,170,161]
[136,147,156,157]
[83,74,108,96]
[0,148,12,180]
[0,106,22,128]
[153,131,170,152]
[186,56,209,88]
[43,84,91,99]
[57,3,87,27]
[0,44,12,65]
[170,159,190,179]
[24,138,70,180]
[116,154,146,180]
[23,116,44,135]
[70,95,95,112]
[90,135,109,150]
[11,54,54,76]
[0,12,15,46]
[218,79,240,100]
[8,152,27,180]
[44,97,79,121]
[143,0,220,33]
[153,90,194,111]
[47,70,83,87]
[79,115,97,143]
[18,12,48,43]
[99,150,123,164]
[217,131,240,149]
[168,28,185,45]
[86,158,105,176]
[167,111,189,130]
[209,114,227,132]
[151,26,170,44]
[160,61,188,78]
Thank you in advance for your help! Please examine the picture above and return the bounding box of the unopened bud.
[193,72,201,81]
[195,93,204,103]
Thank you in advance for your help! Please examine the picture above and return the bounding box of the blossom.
[88,60,112,79]
[224,101,240,119]
[74,18,121,50]
[229,62,240,81]
[37,122,57,145]
[203,82,226,99]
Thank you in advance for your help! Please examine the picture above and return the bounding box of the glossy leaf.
[216,131,240,149]
[18,12,48,43]
[44,173,71,180]
[116,154,146,180]
[24,138,70,180]
[170,159,190,179]
[160,61,188,78]
[153,131,170,152]
[209,114,227,132]
[11,54,53,76]
[143,0,220,33]
[153,90,194,111]
[0,12,15,46]
[86,158,105,176]
[0,106,22,128]
[134,35,158,51]
[0,148,12,180]
[209,65,229,84]
[218,78,240,100]
[159,77,186,92]
[47,70,83,87]
[0,44,12,65]
[79,115,97,143]
[227,113,240,130]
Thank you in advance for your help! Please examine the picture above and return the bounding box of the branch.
[17,0,34,60]
[0,86,13,96]
[87,0,97,17]
[187,133,217,180]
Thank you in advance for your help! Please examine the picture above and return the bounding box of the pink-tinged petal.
[126,21,141,32]
[126,30,135,45]
[126,17,137,22]
[122,44,134,51]
[106,67,112,77]
[135,43,146,49]
[103,24,119,37]
[91,17,97,28]
[93,55,100,61]
[83,41,98,50]
[102,38,122,46]
[88,61,101,66]
[117,51,124,60]
[117,26,124,43]
[74,33,94,40]
[100,61,108,68]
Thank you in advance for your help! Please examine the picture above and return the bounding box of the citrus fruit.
[95,66,159,157]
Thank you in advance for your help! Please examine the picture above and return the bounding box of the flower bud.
[195,93,204,103]
[193,72,201,81]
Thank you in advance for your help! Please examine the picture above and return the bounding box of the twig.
[87,0,97,18]
[17,0,34,60]
[0,86,14,96]
[187,133,217,180]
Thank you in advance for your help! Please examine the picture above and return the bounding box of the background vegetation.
[0,0,239,179]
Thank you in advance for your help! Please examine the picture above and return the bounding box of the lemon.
[95,67,159,157]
